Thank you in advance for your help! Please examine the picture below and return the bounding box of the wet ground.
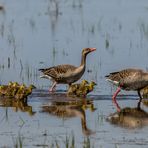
[0,0,148,147]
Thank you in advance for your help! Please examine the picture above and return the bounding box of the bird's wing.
[105,68,143,85]
[39,64,77,79]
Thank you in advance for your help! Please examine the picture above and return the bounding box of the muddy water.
[0,0,148,147]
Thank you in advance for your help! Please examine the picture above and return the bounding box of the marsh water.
[0,0,148,147]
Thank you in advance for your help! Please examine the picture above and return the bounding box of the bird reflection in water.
[41,98,96,136]
[141,86,148,107]
[0,97,36,116]
[107,107,148,128]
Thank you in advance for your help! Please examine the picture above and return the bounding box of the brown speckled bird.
[39,48,96,92]
[106,68,148,111]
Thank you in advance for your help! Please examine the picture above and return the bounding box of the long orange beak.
[90,48,96,52]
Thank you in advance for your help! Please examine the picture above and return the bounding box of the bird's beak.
[89,48,96,52]
[94,82,97,85]
[92,81,97,85]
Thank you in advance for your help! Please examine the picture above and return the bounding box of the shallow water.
[0,92,148,148]
[0,0,148,147]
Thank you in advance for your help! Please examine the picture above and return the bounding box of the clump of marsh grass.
[83,137,94,148]
[12,133,24,148]
[63,134,75,148]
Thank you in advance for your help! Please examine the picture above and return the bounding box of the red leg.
[49,82,57,92]
[112,87,121,112]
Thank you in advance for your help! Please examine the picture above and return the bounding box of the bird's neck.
[80,54,87,67]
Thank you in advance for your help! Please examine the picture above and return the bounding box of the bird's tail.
[39,68,45,72]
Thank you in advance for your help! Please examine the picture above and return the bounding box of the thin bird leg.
[49,81,57,92]
[112,87,121,112]
[137,90,143,110]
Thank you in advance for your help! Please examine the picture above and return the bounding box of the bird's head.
[88,81,97,91]
[90,81,97,86]
[8,81,13,86]
[12,82,19,87]
[82,48,96,56]
[81,79,89,85]
[29,84,36,90]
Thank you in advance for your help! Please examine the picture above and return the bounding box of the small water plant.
[12,133,24,148]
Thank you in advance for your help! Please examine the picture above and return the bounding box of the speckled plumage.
[39,48,96,91]
[106,68,148,110]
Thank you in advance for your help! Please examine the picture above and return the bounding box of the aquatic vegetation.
[29,18,36,31]
[49,133,96,148]
[12,133,24,148]
[0,23,4,37]
[72,0,83,8]
[97,111,104,126]
[8,57,10,68]
[7,21,17,59]
[139,22,148,40]
[0,5,4,11]
[83,137,95,148]
[105,39,109,49]
[64,134,75,148]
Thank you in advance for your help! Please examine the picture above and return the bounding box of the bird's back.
[39,64,86,84]
[105,68,146,90]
